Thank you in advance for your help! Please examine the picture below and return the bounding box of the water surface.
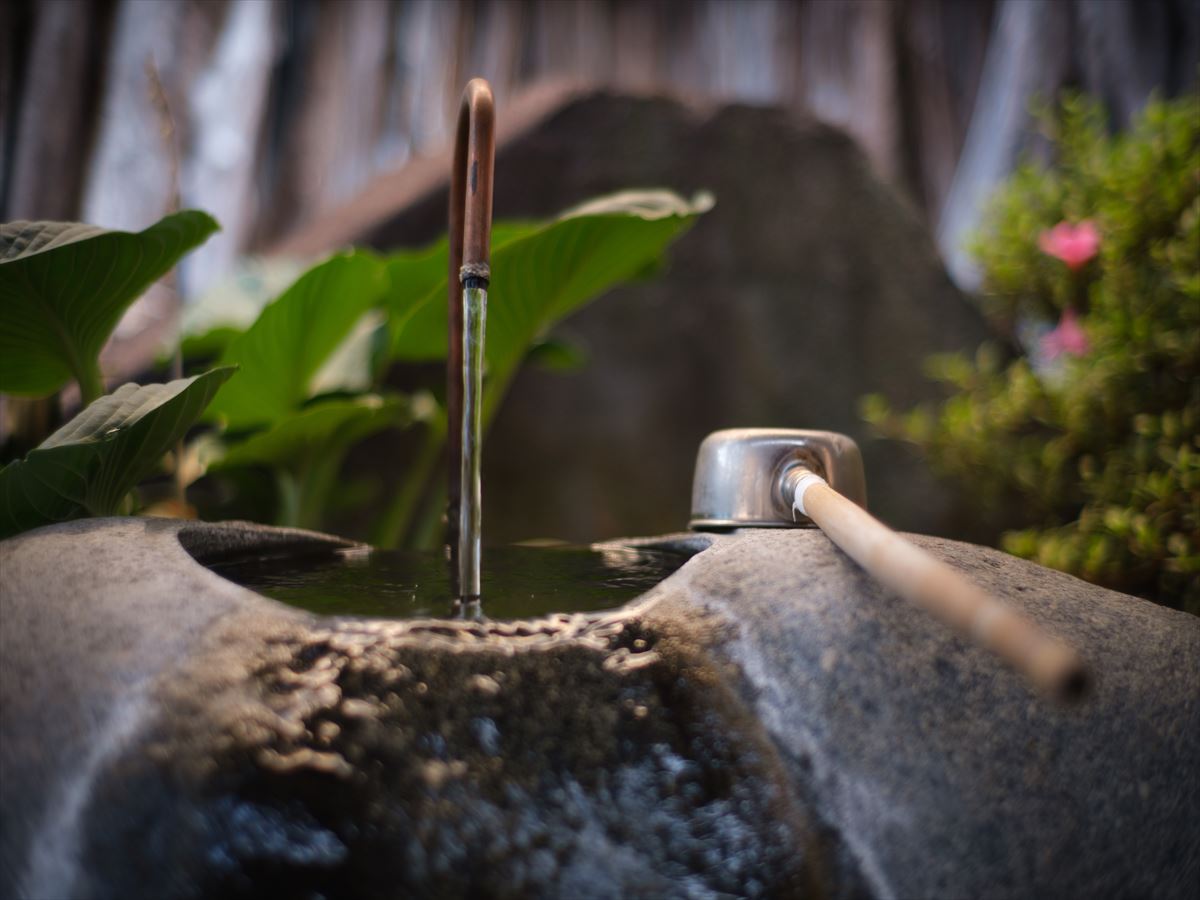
[210,544,691,620]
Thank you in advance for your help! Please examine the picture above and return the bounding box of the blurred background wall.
[4,0,1197,293]
[1,0,1197,542]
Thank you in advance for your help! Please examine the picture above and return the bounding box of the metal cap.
[689,429,868,530]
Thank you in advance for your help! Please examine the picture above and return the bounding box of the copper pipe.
[447,79,495,569]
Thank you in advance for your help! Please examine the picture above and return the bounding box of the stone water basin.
[206,542,697,621]
[1,517,1197,898]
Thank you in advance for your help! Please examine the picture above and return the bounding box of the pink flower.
[1041,308,1090,359]
[1038,220,1100,270]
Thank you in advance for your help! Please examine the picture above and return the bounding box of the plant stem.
[296,446,346,531]
[406,365,519,552]
[369,354,517,550]
[371,415,446,548]
[172,347,186,509]
[407,481,448,550]
[481,361,519,432]
[275,470,302,528]
[76,357,104,406]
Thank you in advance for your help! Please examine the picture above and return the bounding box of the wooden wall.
[2,0,1197,297]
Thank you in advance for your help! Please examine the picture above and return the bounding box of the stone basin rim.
[19,516,721,630]
[3,515,1198,899]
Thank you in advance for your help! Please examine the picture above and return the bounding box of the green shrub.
[863,92,1199,613]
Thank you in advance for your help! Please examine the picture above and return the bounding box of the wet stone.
[2,519,1197,898]
[75,613,819,899]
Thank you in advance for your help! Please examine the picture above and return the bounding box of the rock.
[309,92,994,543]
[657,529,1200,898]
[0,520,819,899]
[2,518,1197,897]
[0,519,349,898]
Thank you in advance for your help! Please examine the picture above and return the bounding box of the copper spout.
[447,79,495,577]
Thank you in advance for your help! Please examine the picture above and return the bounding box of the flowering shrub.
[1038,219,1100,271]
[1040,307,1090,359]
[863,92,1199,612]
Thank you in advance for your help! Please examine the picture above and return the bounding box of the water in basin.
[209,544,692,620]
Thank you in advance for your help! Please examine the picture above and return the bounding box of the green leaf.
[0,367,235,537]
[372,190,711,548]
[526,336,589,371]
[213,394,411,470]
[180,325,243,361]
[177,257,306,360]
[0,211,220,400]
[384,222,538,336]
[308,311,387,397]
[211,393,417,530]
[205,250,387,429]
[385,241,452,323]
[388,191,711,409]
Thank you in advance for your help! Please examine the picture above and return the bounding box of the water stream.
[458,283,486,601]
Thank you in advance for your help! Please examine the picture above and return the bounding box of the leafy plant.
[204,251,386,429]
[390,191,711,420]
[0,212,219,403]
[0,368,234,538]
[371,190,712,545]
[1,190,710,542]
[863,92,1199,612]
[210,394,416,531]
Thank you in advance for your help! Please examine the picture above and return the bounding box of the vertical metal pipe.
[447,79,495,597]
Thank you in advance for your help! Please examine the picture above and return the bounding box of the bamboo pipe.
[788,469,1089,701]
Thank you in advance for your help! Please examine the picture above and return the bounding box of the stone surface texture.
[660,529,1200,898]
[2,517,1197,898]
[336,92,995,545]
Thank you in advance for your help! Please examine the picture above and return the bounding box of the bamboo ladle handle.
[791,471,1089,701]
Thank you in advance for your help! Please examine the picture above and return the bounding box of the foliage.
[863,92,1200,612]
[185,190,709,540]
[1,190,709,542]
[0,212,219,403]
[210,394,416,532]
[204,251,387,429]
[0,368,234,538]
[389,191,710,426]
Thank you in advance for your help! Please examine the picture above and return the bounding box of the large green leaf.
[383,222,537,338]
[372,190,711,548]
[387,190,711,418]
[210,393,417,529]
[526,336,589,372]
[177,257,306,361]
[204,250,387,429]
[213,395,411,470]
[0,367,235,537]
[0,211,219,400]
